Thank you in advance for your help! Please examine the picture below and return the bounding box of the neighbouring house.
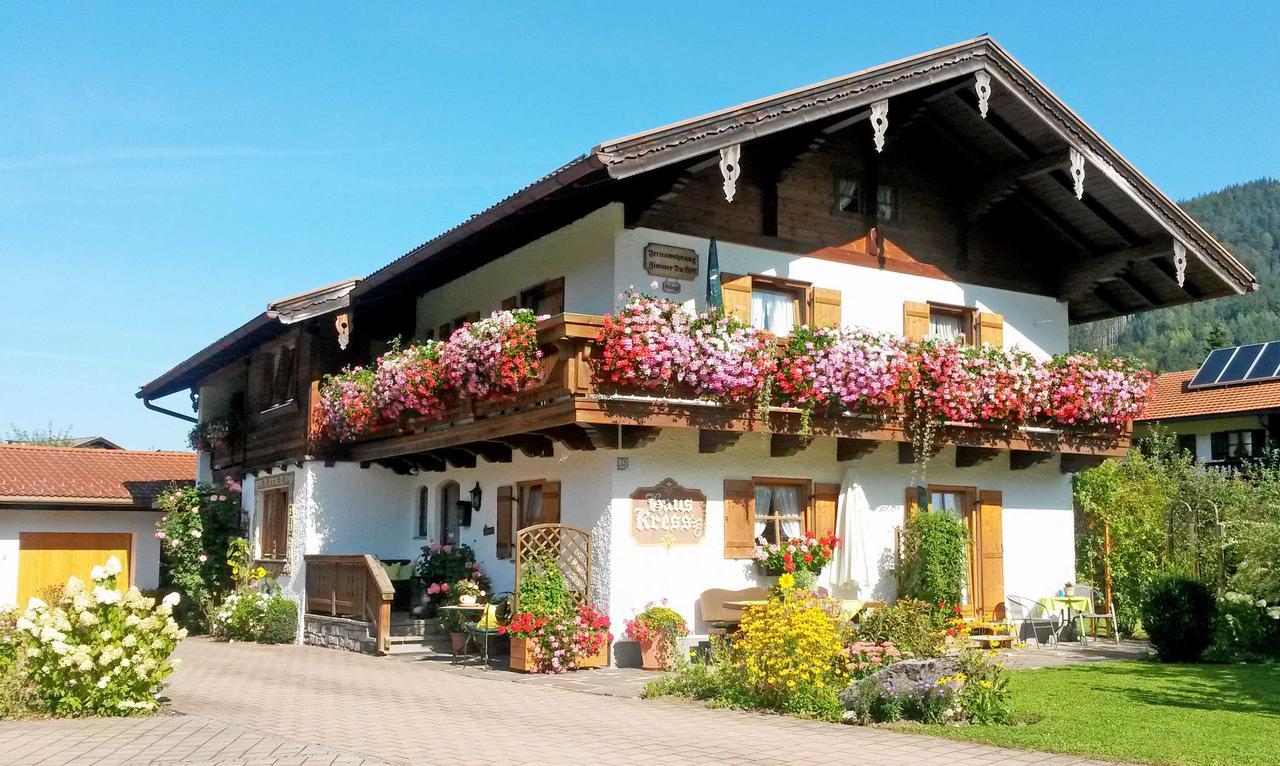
[137,36,1255,655]
[0,444,195,607]
[66,436,125,450]
[1138,342,1280,467]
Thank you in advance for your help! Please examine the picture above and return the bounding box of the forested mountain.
[1070,179,1280,372]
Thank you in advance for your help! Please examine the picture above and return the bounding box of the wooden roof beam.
[956,445,1001,468]
[1059,241,1178,301]
[497,434,555,458]
[1047,170,1146,247]
[964,149,1071,221]
[1015,189,1103,256]
[953,89,1039,159]
[836,437,878,461]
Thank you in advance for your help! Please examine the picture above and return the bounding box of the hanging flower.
[441,309,543,399]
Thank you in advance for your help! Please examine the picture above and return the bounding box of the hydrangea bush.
[13,559,185,716]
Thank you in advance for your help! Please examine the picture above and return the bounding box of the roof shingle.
[0,444,195,509]
[1139,369,1280,421]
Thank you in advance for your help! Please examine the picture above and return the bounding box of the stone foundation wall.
[304,614,376,655]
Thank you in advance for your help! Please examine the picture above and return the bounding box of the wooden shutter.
[904,486,922,520]
[977,490,1005,620]
[723,480,756,558]
[903,301,930,341]
[977,312,1004,348]
[541,277,565,315]
[501,295,518,310]
[1210,432,1228,461]
[812,288,842,328]
[496,485,513,559]
[809,483,840,536]
[539,481,561,524]
[438,322,452,340]
[721,273,753,323]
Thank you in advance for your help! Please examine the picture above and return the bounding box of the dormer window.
[835,178,862,215]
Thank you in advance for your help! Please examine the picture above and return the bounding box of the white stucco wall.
[414,203,623,338]
[614,227,1070,358]
[1137,415,1269,462]
[603,429,1074,635]
[0,509,163,607]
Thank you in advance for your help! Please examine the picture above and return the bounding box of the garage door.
[17,532,131,606]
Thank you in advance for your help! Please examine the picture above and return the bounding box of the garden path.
[0,638,1126,765]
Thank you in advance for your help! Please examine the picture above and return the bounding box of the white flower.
[15,617,35,632]
[25,597,47,613]
[78,611,99,627]
[50,640,69,656]
[100,629,112,641]
[191,529,202,539]
[122,634,137,647]
[124,614,141,627]
[96,677,109,689]
[103,556,123,576]
[162,592,181,608]
[92,587,122,606]
[63,576,85,596]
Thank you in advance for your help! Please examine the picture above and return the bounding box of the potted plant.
[1064,582,1075,597]
[412,543,487,615]
[572,602,612,669]
[453,578,485,606]
[624,601,688,671]
[441,606,468,653]
[751,533,840,576]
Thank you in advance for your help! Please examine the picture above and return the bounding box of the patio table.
[723,600,770,611]
[439,604,489,667]
[1044,595,1089,615]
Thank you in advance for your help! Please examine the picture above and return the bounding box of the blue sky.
[2,2,1278,450]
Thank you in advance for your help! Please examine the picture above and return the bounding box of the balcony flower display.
[1042,354,1153,429]
[441,308,543,400]
[753,532,840,575]
[675,311,776,404]
[372,340,449,421]
[316,365,377,441]
[594,288,691,391]
[914,342,1044,426]
[776,327,913,420]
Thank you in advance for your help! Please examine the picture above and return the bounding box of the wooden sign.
[643,243,699,280]
[631,479,706,548]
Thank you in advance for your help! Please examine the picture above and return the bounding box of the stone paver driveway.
[0,638,1120,765]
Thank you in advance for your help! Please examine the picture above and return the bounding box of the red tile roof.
[0,444,195,509]
[1139,369,1280,421]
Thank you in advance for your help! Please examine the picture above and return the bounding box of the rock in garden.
[838,657,962,710]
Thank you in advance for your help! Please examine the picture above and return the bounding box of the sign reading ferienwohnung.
[630,478,706,548]
[643,243,699,280]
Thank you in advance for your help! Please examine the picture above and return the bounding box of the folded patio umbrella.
[832,469,874,598]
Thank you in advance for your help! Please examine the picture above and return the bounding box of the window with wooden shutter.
[904,486,923,519]
[809,483,840,536]
[723,480,756,558]
[812,288,842,328]
[513,276,565,316]
[539,481,561,524]
[258,488,289,560]
[977,312,1004,348]
[903,302,931,341]
[976,490,1005,620]
[496,485,513,559]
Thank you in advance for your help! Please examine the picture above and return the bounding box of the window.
[753,481,805,544]
[748,276,808,336]
[1210,429,1266,461]
[1176,434,1198,461]
[876,185,898,222]
[835,178,862,214]
[438,482,461,546]
[416,487,431,538]
[258,488,289,560]
[504,277,565,317]
[930,487,976,606]
[928,303,975,345]
[260,345,297,411]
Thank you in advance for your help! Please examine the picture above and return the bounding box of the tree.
[6,423,74,446]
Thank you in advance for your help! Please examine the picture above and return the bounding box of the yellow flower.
[979,680,993,689]
[777,573,795,590]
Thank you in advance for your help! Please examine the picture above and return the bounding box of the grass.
[900,661,1280,766]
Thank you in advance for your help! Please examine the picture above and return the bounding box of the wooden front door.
[928,487,1005,619]
[17,532,132,605]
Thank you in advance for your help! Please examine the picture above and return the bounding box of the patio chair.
[460,591,512,669]
[1006,594,1064,647]
[1071,585,1120,646]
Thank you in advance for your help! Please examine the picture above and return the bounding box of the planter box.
[508,637,610,672]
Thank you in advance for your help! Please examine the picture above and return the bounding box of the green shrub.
[155,482,243,633]
[899,510,968,607]
[515,556,573,618]
[1142,576,1217,662]
[849,598,946,658]
[13,560,186,716]
[211,590,297,643]
[1206,592,1279,662]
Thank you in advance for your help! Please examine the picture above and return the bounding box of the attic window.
[877,186,898,222]
[261,345,297,411]
[835,178,861,215]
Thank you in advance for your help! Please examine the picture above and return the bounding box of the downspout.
[142,397,198,424]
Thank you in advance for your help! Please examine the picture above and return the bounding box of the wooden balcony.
[303,313,1129,475]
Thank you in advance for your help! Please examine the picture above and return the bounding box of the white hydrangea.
[63,576,85,597]
[92,587,121,606]
[89,565,107,581]
[26,597,47,613]
[162,592,181,608]
[78,610,99,627]
[103,556,123,577]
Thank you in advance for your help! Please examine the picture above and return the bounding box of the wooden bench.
[698,587,770,635]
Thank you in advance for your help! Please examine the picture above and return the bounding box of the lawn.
[901,661,1279,766]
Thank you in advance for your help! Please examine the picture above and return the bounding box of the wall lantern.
[457,482,482,528]
[469,482,483,513]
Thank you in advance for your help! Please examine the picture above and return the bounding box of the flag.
[706,238,722,311]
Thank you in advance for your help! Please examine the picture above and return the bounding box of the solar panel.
[1219,343,1266,383]
[1246,342,1280,381]
[1188,341,1280,389]
[1188,347,1236,388]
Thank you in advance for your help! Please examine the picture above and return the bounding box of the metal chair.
[1006,594,1064,647]
[459,591,513,670]
[1071,585,1120,645]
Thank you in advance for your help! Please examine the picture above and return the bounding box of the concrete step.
[386,633,453,655]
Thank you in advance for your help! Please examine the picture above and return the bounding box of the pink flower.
[441,544,452,554]
[427,583,440,595]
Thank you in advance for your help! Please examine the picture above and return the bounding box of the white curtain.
[753,485,771,538]
[832,471,874,597]
[522,485,543,526]
[751,289,795,335]
[774,486,802,539]
[929,313,964,343]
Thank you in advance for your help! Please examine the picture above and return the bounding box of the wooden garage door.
[17,532,131,605]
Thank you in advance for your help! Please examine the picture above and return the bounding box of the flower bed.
[316,309,542,442]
